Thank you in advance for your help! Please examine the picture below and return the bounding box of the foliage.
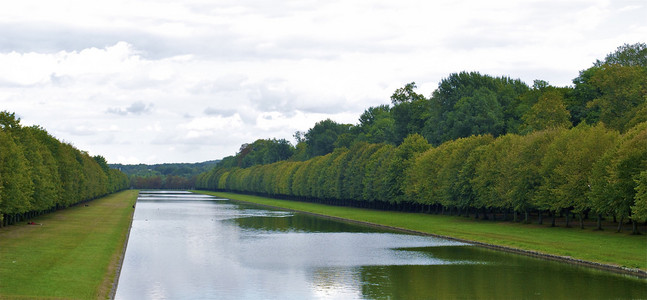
[305,119,354,157]
[0,112,129,226]
[597,42,647,67]
[520,89,572,133]
[632,171,647,222]
[195,43,647,232]
[424,72,529,145]
[112,160,220,189]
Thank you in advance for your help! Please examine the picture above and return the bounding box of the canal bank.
[108,193,138,299]
[195,191,647,278]
[0,190,138,300]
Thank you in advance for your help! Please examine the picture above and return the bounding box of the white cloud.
[1,0,645,163]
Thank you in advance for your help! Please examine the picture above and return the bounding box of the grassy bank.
[0,190,138,300]
[197,191,647,273]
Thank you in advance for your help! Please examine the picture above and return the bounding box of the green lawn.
[197,191,647,273]
[0,190,138,300]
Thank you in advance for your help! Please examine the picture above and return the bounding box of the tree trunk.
[631,220,640,235]
[617,216,624,233]
[474,208,479,219]
[565,210,571,228]
[491,209,496,221]
[579,213,584,229]
[596,214,602,231]
[551,212,556,227]
[524,211,529,224]
[513,211,518,222]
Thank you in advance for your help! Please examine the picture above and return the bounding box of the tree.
[570,65,602,125]
[0,111,21,130]
[608,122,647,234]
[424,72,529,145]
[514,128,563,224]
[388,134,431,205]
[236,138,295,167]
[520,89,572,133]
[0,130,34,224]
[598,42,647,67]
[472,135,520,220]
[537,123,619,228]
[362,144,395,203]
[570,43,647,128]
[305,119,354,157]
[390,82,426,104]
[632,171,647,223]
[586,64,647,132]
[390,82,431,144]
[19,127,60,212]
[442,87,505,140]
[436,135,494,217]
[357,105,396,144]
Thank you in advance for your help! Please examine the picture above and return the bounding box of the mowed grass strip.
[0,190,138,300]
[197,191,647,272]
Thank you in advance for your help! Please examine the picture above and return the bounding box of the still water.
[115,191,646,299]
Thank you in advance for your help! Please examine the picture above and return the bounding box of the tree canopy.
[196,42,647,233]
[0,112,129,226]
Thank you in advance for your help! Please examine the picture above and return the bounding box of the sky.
[1,0,645,164]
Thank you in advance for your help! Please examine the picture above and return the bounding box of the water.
[115,191,646,299]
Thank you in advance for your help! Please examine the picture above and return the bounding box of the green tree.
[587,64,647,132]
[520,89,572,133]
[362,144,396,204]
[609,123,647,234]
[357,105,396,144]
[390,82,431,144]
[424,72,529,145]
[632,171,647,222]
[537,123,619,228]
[19,127,60,212]
[0,130,34,224]
[305,119,354,157]
[598,42,647,67]
[442,87,505,140]
[388,134,430,205]
[570,43,647,127]
[472,135,519,219]
[513,128,563,224]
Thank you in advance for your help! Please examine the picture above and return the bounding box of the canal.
[114,191,646,299]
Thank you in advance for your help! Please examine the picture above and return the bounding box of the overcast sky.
[1,0,645,164]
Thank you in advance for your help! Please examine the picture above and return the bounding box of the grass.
[196,191,647,273]
[0,190,138,300]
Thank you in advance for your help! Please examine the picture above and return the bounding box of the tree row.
[0,112,129,227]
[110,160,219,189]
[197,122,646,234]
[197,43,646,234]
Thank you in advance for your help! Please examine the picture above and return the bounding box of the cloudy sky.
[1,0,645,164]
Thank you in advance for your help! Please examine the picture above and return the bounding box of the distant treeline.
[110,161,219,189]
[0,112,129,227]
[197,43,647,234]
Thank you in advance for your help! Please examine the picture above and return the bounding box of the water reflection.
[115,192,646,300]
